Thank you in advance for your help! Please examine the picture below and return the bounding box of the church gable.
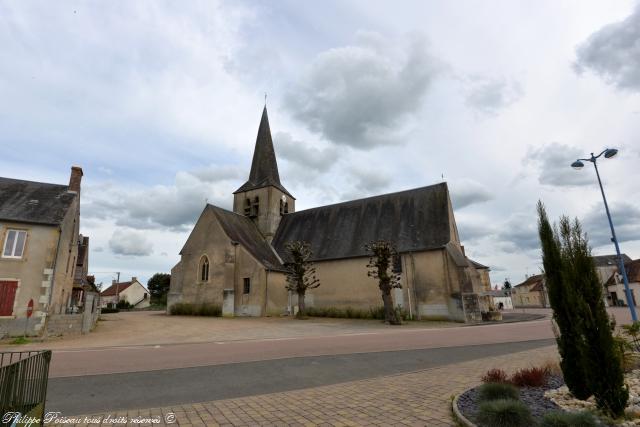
[272,183,453,262]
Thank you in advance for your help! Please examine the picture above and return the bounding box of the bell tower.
[233,107,295,242]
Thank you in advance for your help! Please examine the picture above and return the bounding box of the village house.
[100,277,150,309]
[605,258,640,307]
[512,274,549,308]
[593,254,632,306]
[168,107,492,322]
[0,167,99,337]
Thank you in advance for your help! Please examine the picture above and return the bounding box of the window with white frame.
[3,229,27,258]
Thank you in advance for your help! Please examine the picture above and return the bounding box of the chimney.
[69,166,83,193]
[460,245,466,256]
[112,279,116,285]
[132,276,137,283]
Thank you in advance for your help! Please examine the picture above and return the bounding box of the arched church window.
[279,199,290,216]
[199,256,210,282]
[243,198,251,216]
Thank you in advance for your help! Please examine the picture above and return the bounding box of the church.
[167,107,491,321]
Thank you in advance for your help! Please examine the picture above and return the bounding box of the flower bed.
[457,374,564,424]
[545,369,640,426]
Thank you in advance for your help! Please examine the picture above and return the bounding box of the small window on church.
[243,278,251,294]
[200,256,210,282]
[392,254,402,273]
[284,202,289,214]
[244,198,251,216]
[250,196,259,217]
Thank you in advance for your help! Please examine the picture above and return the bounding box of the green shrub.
[539,411,597,427]
[170,303,221,317]
[476,399,532,427]
[477,383,520,402]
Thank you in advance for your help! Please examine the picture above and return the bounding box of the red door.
[0,281,18,316]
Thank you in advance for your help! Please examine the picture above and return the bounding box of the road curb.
[452,391,477,427]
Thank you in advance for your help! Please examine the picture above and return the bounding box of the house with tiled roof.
[101,277,150,309]
[604,259,640,307]
[512,274,549,308]
[168,107,491,322]
[0,167,96,337]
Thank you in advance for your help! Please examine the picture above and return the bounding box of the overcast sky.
[2,1,639,288]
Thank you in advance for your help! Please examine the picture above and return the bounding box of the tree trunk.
[381,292,400,325]
[297,292,306,318]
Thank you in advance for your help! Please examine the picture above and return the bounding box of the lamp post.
[571,148,637,322]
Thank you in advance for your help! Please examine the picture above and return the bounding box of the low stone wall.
[46,313,83,336]
[0,317,41,338]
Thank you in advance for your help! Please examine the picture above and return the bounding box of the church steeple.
[233,106,295,242]
[234,106,292,197]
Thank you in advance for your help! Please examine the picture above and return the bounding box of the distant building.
[0,167,96,337]
[512,274,549,308]
[605,259,640,307]
[593,253,633,306]
[483,289,514,310]
[168,107,491,322]
[101,277,150,309]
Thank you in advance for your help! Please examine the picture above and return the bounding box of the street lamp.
[571,148,637,322]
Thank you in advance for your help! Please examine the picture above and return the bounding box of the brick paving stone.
[52,345,557,427]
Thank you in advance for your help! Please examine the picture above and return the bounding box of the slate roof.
[234,107,293,198]
[272,183,452,262]
[207,205,286,272]
[0,177,76,225]
[605,259,640,286]
[593,254,632,267]
[469,259,490,270]
[101,282,133,296]
[514,274,544,291]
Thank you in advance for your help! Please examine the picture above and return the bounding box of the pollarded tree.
[284,241,320,318]
[365,240,402,325]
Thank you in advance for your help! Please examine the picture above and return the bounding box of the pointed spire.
[234,106,292,197]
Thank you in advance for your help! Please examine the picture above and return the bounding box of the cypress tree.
[537,202,591,399]
[560,217,628,417]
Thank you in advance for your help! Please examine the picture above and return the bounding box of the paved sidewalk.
[48,345,558,427]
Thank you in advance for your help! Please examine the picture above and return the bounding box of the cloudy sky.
[2,1,640,288]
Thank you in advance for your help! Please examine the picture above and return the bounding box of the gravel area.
[457,375,564,425]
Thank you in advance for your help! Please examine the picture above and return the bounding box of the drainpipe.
[402,253,413,320]
[409,251,419,320]
[47,227,64,312]
[264,269,269,316]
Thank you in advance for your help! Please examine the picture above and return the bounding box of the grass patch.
[476,399,532,427]
[304,306,410,320]
[10,336,30,345]
[477,383,520,402]
[170,303,222,317]
[540,410,597,427]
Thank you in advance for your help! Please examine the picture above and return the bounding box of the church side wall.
[408,250,463,321]
[308,257,383,310]
[171,209,233,309]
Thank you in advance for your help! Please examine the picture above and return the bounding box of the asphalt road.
[47,338,554,415]
[46,318,555,377]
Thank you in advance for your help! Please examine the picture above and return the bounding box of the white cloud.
[450,179,493,209]
[464,77,523,115]
[574,5,640,91]
[524,143,595,187]
[109,229,154,256]
[284,31,442,149]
